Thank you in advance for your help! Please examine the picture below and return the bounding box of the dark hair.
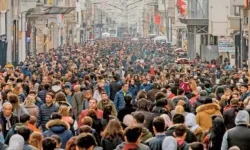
[20,114,30,123]
[124,126,142,143]
[42,137,57,150]
[113,75,118,81]
[205,97,213,104]
[44,84,51,90]
[209,117,226,148]
[153,117,165,132]
[152,83,160,90]
[173,114,185,124]
[124,95,132,105]
[51,135,62,144]
[122,83,128,87]
[133,113,145,124]
[189,142,204,150]
[46,92,55,99]
[155,92,166,101]
[76,133,97,149]
[136,98,149,110]
[177,88,185,95]
[103,105,112,119]
[174,124,186,137]
[29,90,37,95]
[17,126,31,141]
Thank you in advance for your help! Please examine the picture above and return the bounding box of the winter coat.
[117,104,136,122]
[192,97,206,113]
[152,107,171,117]
[196,103,222,132]
[43,119,73,149]
[141,126,153,143]
[37,89,47,103]
[145,133,166,150]
[128,85,138,100]
[109,81,122,101]
[71,91,84,120]
[165,125,197,143]
[223,106,239,129]
[13,105,28,121]
[36,103,59,131]
[132,110,154,132]
[101,134,123,150]
[97,100,117,116]
[185,113,203,142]
[147,89,161,102]
[114,90,132,111]
[115,142,150,150]
[24,104,39,118]
[0,112,19,138]
[4,123,27,145]
[34,97,44,108]
[0,142,8,150]
[172,95,192,112]
[139,83,152,92]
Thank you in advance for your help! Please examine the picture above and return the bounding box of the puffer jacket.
[37,90,47,103]
[114,90,132,111]
[196,103,222,132]
[43,119,73,149]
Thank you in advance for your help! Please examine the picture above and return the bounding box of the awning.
[26,6,75,18]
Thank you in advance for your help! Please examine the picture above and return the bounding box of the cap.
[199,90,207,101]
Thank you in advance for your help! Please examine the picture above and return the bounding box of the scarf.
[5,115,12,131]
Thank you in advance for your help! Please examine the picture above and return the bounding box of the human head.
[88,98,98,110]
[28,90,37,98]
[124,125,142,144]
[153,117,165,134]
[17,126,31,142]
[25,95,35,105]
[20,114,30,124]
[162,136,177,150]
[133,113,145,124]
[136,98,149,111]
[65,137,77,150]
[177,88,185,95]
[122,83,129,92]
[81,116,93,127]
[2,102,13,117]
[235,110,250,125]
[189,142,204,150]
[59,105,70,117]
[124,95,132,105]
[45,92,55,104]
[173,114,185,124]
[85,90,92,100]
[101,92,108,102]
[51,112,62,120]
[79,125,92,134]
[29,116,37,125]
[101,119,123,138]
[241,84,248,94]
[51,135,62,148]
[173,124,187,140]
[29,132,43,150]
[42,137,57,150]
[76,133,97,150]
[8,134,25,150]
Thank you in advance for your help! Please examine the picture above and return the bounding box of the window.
[234,6,240,16]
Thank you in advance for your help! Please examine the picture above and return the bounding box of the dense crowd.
[0,38,249,150]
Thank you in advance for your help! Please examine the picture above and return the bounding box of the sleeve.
[71,94,78,118]
[196,113,201,126]
[36,108,42,128]
[112,103,117,117]
[114,94,119,111]
[221,131,229,150]
[105,84,110,98]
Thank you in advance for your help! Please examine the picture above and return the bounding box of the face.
[3,105,12,117]
[29,93,36,99]
[89,99,97,109]
[99,82,105,89]
[3,85,10,91]
[45,94,53,104]
[101,93,108,102]
[42,77,48,84]
[241,86,248,94]
[122,84,129,92]
[130,80,135,85]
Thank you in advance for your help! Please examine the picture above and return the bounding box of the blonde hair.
[59,105,70,117]
[175,105,185,115]
[29,132,43,150]
[25,95,35,105]
[190,80,197,92]
[74,85,81,92]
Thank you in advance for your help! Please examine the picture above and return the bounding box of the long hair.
[29,132,43,150]
[59,105,70,117]
[209,117,226,149]
[55,92,67,103]
[101,119,123,138]
[8,94,20,110]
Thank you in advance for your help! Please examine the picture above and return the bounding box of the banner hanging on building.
[177,0,187,17]
[218,37,235,53]
[154,14,161,25]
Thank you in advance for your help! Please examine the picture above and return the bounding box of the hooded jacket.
[4,123,29,145]
[145,133,166,150]
[7,134,24,150]
[172,95,191,112]
[162,136,177,150]
[43,119,73,149]
[185,113,203,142]
[221,110,250,150]
[196,103,221,132]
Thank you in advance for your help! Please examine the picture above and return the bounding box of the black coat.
[132,110,154,132]
[0,112,19,138]
[109,81,122,101]
[117,104,136,122]
[165,125,197,143]
[101,135,124,150]
[147,89,161,102]
[223,106,239,129]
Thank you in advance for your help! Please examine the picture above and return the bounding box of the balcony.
[231,0,244,6]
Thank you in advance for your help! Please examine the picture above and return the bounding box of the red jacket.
[78,109,103,127]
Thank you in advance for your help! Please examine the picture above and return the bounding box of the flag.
[177,0,187,16]
[154,14,161,25]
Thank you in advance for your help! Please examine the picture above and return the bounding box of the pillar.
[6,0,12,62]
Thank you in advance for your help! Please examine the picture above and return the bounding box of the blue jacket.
[145,133,166,150]
[43,119,73,149]
[128,85,138,100]
[114,90,132,111]
[104,83,110,98]
[36,103,59,131]
[37,90,47,103]
[35,97,44,108]
[139,83,152,92]
[241,92,250,101]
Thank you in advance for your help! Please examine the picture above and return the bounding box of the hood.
[46,119,70,133]
[185,113,200,132]
[8,134,24,150]
[162,136,177,150]
[51,85,62,93]
[57,101,71,107]
[14,123,26,131]
[160,114,172,127]
[196,103,220,114]
[235,110,249,126]
[196,97,206,104]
